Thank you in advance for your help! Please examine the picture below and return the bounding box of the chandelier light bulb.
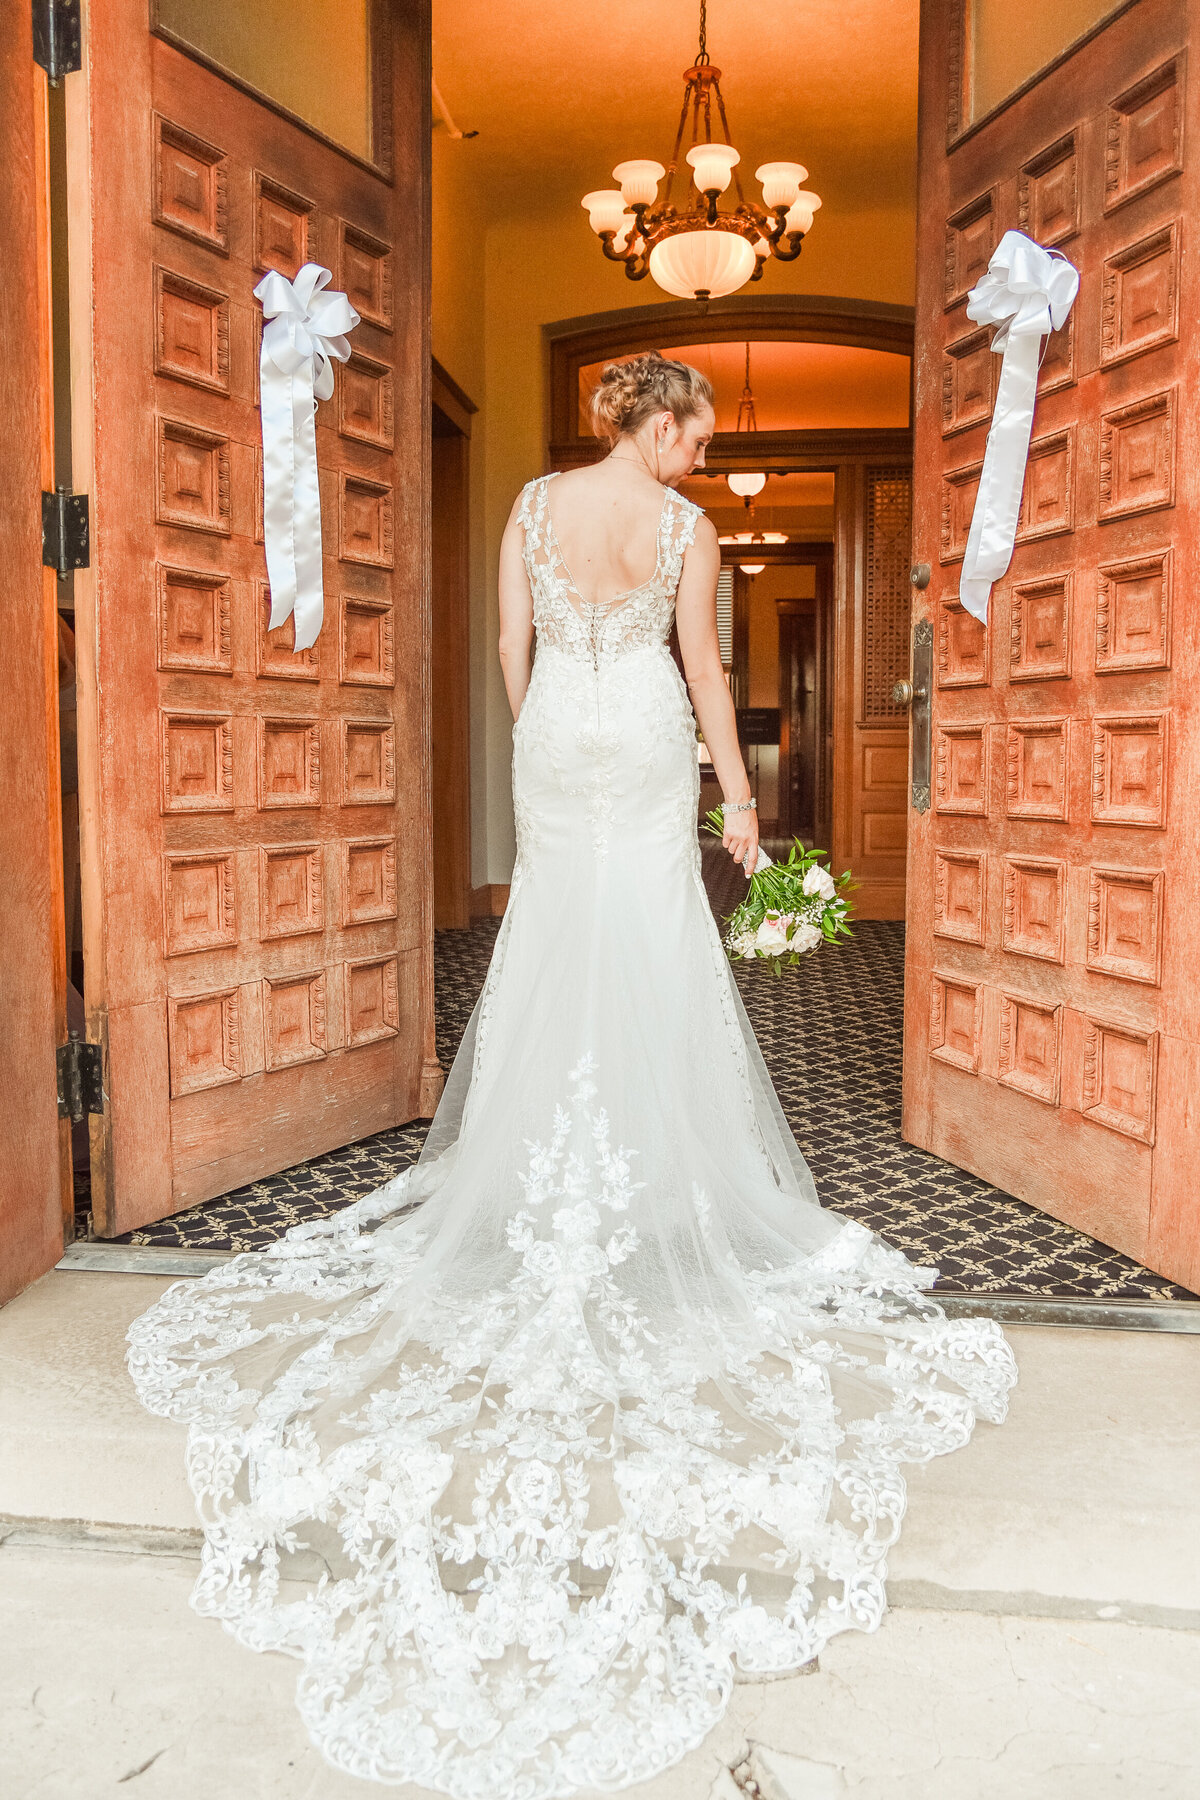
[784,190,823,236]
[581,189,628,236]
[755,161,807,209]
[686,142,740,195]
[727,472,767,499]
[647,230,755,301]
[612,159,665,206]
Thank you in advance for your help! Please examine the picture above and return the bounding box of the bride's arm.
[675,517,759,873]
[498,495,535,721]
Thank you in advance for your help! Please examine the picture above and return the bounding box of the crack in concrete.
[117,1747,168,1782]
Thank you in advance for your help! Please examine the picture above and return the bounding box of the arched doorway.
[544,298,915,919]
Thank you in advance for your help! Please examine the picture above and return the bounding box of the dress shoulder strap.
[660,489,703,576]
[517,474,556,576]
[517,474,547,532]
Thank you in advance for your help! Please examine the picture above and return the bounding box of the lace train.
[128,1057,1015,1797]
[127,472,1017,1796]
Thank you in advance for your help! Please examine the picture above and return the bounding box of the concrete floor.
[2,1269,1199,1798]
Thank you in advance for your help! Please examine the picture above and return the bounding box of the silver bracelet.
[721,798,757,814]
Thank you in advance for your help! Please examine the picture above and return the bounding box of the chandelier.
[728,342,766,503]
[581,2,821,305]
[719,529,788,575]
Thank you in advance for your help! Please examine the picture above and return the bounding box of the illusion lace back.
[128,472,1017,1798]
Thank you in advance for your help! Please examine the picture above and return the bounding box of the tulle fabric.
[127,477,1017,1798]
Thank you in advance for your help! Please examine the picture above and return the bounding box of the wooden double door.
[5,0,435,1297]
[905,0,1199,1291]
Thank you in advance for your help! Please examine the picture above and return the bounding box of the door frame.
[431,359,475,930]
[1,37,72,1299]
[544,304,913,918]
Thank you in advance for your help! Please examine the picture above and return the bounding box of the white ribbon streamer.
[959,230,1079,625]
[254,264,360,650]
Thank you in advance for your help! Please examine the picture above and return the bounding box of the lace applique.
[520,473,700,665]
[127,1058,1016,1800]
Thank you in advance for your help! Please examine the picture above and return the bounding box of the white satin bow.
[254,264,360,650]
[959,231,1079,625]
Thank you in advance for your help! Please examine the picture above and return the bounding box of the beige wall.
[430,135,490,886]
[431,148,916,883]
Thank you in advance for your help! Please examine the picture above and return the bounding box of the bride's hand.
[722,807,759,879]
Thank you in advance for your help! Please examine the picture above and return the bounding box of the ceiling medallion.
[581,1,821,305]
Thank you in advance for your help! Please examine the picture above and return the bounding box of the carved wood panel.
[71,14,432,1234]
[908,0,1195,1287]
[862,468,912,721]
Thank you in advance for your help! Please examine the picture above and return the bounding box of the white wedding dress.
[128,473,1016,1798]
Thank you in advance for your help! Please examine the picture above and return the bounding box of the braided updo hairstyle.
[589,351,714,446]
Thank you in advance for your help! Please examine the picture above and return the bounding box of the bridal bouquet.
[703,810,854,973]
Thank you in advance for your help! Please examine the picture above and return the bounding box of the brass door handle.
[893,678,914,708]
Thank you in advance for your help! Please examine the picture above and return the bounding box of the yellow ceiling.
[431,0,919,225]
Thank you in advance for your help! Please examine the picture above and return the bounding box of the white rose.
[787,921,822,955]
[753,913,792,955]
[506,1459,560,1516]
[523,1240,562,1280]
[802,864,837,901]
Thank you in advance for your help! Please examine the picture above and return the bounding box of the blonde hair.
[589,351,714,446]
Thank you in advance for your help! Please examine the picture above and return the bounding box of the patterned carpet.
[113,853,1195,1301]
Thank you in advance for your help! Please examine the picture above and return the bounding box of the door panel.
[1,44,71,1298]
[69,0,435,1235]
[849,466,912,918]
[907,0,1197,1288]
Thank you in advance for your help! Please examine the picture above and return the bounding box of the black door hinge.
[33,0,82,85]
[57,1035,104,1122]
[42,488,89,580]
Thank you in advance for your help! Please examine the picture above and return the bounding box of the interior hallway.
[2,1265,1197,1798]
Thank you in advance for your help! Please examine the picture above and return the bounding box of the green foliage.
[702,810,856,974]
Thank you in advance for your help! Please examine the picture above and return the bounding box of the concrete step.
[2,1270,1198,1623]
[3,1547,1196,1800]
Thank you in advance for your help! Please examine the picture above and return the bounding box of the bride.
[128,352,1016,1799]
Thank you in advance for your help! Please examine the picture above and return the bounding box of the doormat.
[108,864,1196,1303]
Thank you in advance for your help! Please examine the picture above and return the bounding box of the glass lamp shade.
[685,142,740,194]
[612,159,665,205]
[727,471,767,499]
[755,160,807,209]
[739,563,766,575]
[648,229,755,300]
[611,212,638,254]
[581,189,629,236]
[762,532,788,543]
[784,189,822,235]
[753,234,771,262]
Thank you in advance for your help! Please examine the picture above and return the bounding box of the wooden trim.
[404,0,442,1118]
[470,883,510,919]
[36,77,74,1250]
[150,0,395,180]
[831,463,860,893]
[550,427,914,472]
[432,428,472,929]
[948,0,1140,149]
[0,40,69,1297]
[547,297,915,452]
[730,568,751,710]
[432,357,477,435]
